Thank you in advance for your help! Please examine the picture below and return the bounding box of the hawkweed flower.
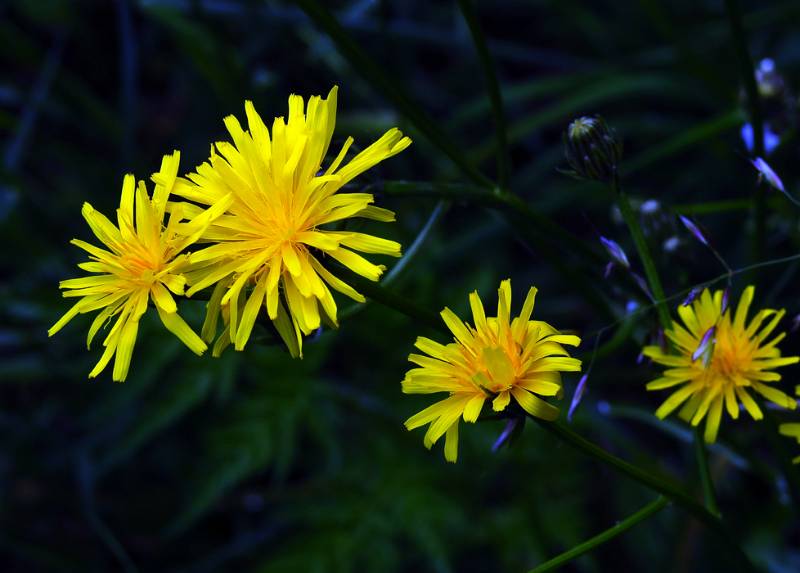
[402,280,581,462]
[643,286,798,442]
[779,386,800,464]
[48,152,230,381]
[175,86,410,357]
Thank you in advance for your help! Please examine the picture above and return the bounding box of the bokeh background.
[3,0,800,571]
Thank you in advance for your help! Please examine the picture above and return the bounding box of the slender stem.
[335,267,447,335]
[694,427,721,517]
[375,181,604,265]
[611,173,671,331]
[530,418,756,572]
[527,496,668,573]
[374,181,615,320]
[456,0,511,189]
[723,0,765,262]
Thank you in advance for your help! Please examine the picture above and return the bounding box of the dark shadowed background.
[2,0,800,571]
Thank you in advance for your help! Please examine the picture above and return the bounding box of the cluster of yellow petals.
[51,88,410,380]
[173,86,410,357]
[48,152,229,381]
[644,286,798,443]
[402,280,581,462]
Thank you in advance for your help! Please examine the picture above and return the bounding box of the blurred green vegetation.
[2,0,800,571]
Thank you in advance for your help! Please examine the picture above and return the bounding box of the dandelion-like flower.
[174,86,410,357]
[402,280,581,462]
[644,286,798,442]
[48,152,230,381]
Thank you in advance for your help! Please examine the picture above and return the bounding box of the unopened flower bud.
[563,116,623,182]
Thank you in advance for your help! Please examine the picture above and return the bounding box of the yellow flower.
[779,386,800,464]
[48,152,230,382]
[174,86,410,357]
[644,286,798,443]
[402,280,581,462]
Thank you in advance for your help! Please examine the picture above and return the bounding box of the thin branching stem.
[527,496,668,573]
[531,418,756,572]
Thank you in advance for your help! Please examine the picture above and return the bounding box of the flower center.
[704,323,754,383]
[477,346,518,393]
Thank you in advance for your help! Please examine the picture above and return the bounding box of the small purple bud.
[604,261,614,278]
[721,289,730,314]
[692,326,716,363]
[682,287,700,307]
[600,236,630,269]
[752,157,785,192]
[663,236,680,252]
[596,400,611,415]
[741,123,780,155]
[679,215,709,247]
[492,418,519,452]
[625,300,639,315]
[791,314,800,333]
[636,350,646,365]
[640,199,660,214]
[567,374,589,422]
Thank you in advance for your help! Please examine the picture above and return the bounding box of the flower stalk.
[527,496,668,573]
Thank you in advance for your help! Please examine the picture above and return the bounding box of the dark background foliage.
[2,0,800,571]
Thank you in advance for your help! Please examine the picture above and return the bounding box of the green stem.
[456,0,511,189]
[611,173,672,331]
[694,427,721,517]
[531,418,756,572]
[375,181,603,265]
[723,0,765,262]
[334,268,447,335]
[527,496,668,573]
[374,181,614,320]
[293,0,493,189]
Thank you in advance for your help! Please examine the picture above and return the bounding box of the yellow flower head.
[402,280,582,462]
[48,152,230,382]
[779,386,800,464]
[174,86,411,357]
[644,286,798,443]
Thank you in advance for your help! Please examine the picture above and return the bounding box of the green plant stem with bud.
[527,496,668,573]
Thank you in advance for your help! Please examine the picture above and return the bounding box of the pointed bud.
[721,288,730,314]
[752,157,785,193]
[567,374,589,422]
[682,288,700,307]
[679,215,709,246]
[563,116,623,182]
[492,418,520,452]
[692,326,716,364]
[600,236,630,268]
